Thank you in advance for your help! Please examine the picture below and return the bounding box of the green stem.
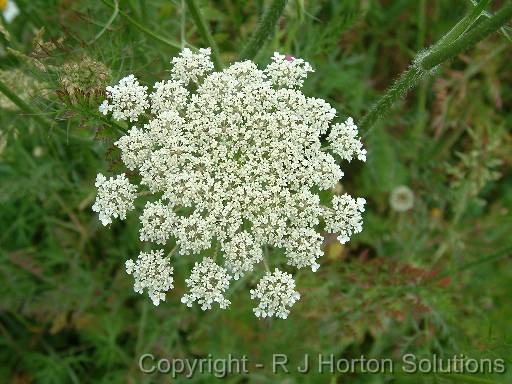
[89,0,119,44]
[436,0,491,48]
[468,0,512,41]
[362,65,424,135]
[413,0,427,138]
[240,0,289,60]
[101,0,182,50]
[181,0,186,48]
[436,244,512,282]
[360,2,512,133]
[68,104,127,134]
[186,0,223,69]
[421,2,512,70]
[95,113,128,135]
[0,78,52,129]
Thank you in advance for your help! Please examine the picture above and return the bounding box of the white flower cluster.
[92,173,137,226]
[93,48,366,318]
[170,48,214,84]
[99,74,149,122]
[328,117,367,162]
[114,127,153,170]
[125,250,174,306]
[325,194,366,244]
[222,231,263,280]
[181,257,231,310]
[139,200,176,244]
[250,269,300,319]
[264,52,314,88]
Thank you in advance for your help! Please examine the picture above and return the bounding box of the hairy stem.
[186,0,223,69]
[361,66,424,136]
[240,0,288,60]
[360,1,512,133]
[0,78,52,129]
[421,2,512,69]
[436,0,491,48]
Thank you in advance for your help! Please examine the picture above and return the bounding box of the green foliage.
[1,0,512,383]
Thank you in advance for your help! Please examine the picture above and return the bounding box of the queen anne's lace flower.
[264,52,314,88]
[174,212,215,255]
[181,257,232,310]
[328,117,368,162]
[139,200,176,244]
[324,194,366,244]
[95,48,367,318]
[114,127,153,170]
[99,74,149,122]
[125,250,174,305]
[283,227,324,272]
[59,55,111,105]
[170,47,214,84]
[250,269,300,319]
[149,80,189,115]
[222,231,263,279]
[92,173,137,226]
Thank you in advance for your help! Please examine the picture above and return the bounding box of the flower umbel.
[125,250,174,306]
[250,269,301,319]
[170,47,214,84]
[92,173,137,226]
[265,52,314,88]
[99,74,149,122]
[181,257,232,310]
[94,48,367,318]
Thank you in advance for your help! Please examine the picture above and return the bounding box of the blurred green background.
[1,0,511,383]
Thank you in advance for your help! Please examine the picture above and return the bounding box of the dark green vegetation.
[1,0,512,383]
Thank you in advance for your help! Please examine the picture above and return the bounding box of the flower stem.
[361,65,424,135]
[360,1,512,133]
[435,0,491,49]
[240,0,288,60]
[0,78,52,129]
[73,105,128,134]
[100,0,183,50]
[89,0,119,44]
[186,0,223,69]
[421,2,512,70]
[434,243,512,283]
[262,246,271,272]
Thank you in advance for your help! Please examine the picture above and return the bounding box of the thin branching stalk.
[435,243,512,282]
[186,0,223,69]
[0,78,52,129]
[75,106,128,134]
[361,66,424,135]
[89,0,119,44]
[101,0,182,50]
[421,2,512,69]
[436,0,491,48]
[468,0,512,40]
[94,112,128,135]
[361,2,512,133]
[181,0,186,48]
[240,0,288,60]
